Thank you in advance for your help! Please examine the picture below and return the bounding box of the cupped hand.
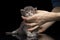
[22,10,50,31]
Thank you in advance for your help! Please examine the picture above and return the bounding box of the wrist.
[57,13,60,20]
[57,13,60,17]
[50,12,60,21]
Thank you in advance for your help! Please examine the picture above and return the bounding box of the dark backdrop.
[0,0,60,40]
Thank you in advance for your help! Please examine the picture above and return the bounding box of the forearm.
[38,7,60,33]
[43,12,60,21]
[51,7,60,21]
[49,7,60,21]
[52,7,60,12]
[43,7,60,30]
[26,7,60,32]
[48,7,60,21]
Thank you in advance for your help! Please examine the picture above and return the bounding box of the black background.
[0,0,60,40]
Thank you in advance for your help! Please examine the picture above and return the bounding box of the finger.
[24,22,38,27]
[37,29,45,33]
[27,25,39,32]
[21,16,27,20]
[21,16,31,20]
[21,16,36,21]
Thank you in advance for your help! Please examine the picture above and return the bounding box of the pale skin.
[37,7,60,33]
[22,7,60,33]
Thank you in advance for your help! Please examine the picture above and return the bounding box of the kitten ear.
[34,7,37,11]
[35,7,37,10]
[20,9,25,12]
[20,9,25,16]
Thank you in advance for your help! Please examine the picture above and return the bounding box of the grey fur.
[6,6,38,40]
[5,6,54,40]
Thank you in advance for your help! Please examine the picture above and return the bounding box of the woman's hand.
[21,10,51,31]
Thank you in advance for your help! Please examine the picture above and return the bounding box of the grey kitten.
[21,6,39,40]
[6,6,38,40]
[21,6,37,17]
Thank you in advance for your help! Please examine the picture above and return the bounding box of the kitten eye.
[26,12,28,13]
[26,11,28,13]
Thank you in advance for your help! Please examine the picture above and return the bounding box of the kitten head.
[20,6,37,17]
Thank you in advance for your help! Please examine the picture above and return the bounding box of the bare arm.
[22,7,60,32]
[37,7,60,33]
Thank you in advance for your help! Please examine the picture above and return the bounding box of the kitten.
[6,6,39,40]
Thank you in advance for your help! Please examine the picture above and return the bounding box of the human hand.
[22,10,50,31]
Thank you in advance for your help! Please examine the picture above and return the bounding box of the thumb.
[21,16,30,21]
[21,16,35,21]
[21,16,26,19]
